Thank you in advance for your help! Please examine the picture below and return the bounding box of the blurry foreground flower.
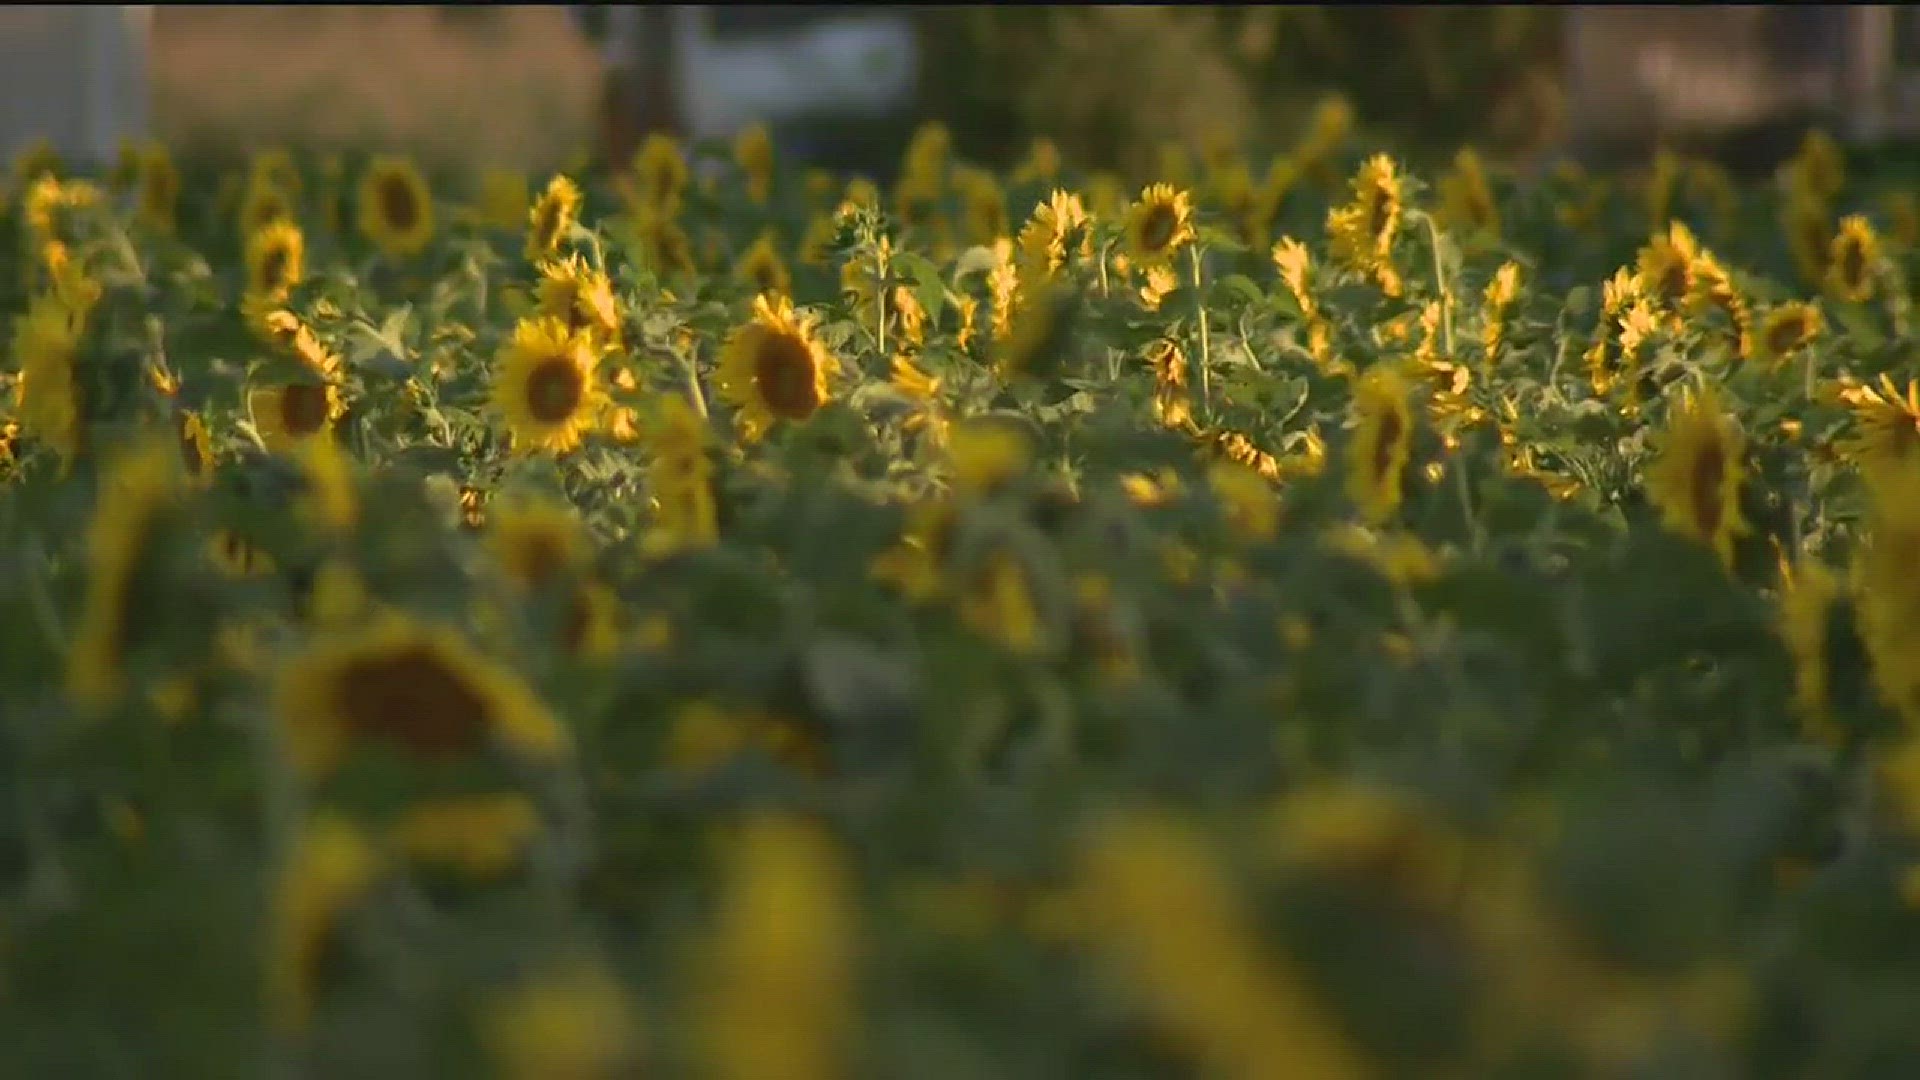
[695,814,855,1080]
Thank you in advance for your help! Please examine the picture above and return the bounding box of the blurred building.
[1563,6,1912,165]
[0,6,152,167]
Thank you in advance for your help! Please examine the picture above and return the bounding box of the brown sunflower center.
[178,418,205,477]
[261,245,292,294]
[532,201,561,248]
[1372,406,1405,484]
[1139,203,1179,253]
[331,643,492,755]
[753,332,823,420]
[1767,315,1806,357]
[1660,259,1687,305]
[1689,436,1727,538]
[379,177,419,233]
[1366,187,1393,240]
[1840,238,1867,289]
[513,532,571,588]
[525,355,586,423]
[281,384,332,437]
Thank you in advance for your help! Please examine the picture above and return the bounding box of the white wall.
[0,6,151,167]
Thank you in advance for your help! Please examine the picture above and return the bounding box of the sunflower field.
[7,107,1920,1077]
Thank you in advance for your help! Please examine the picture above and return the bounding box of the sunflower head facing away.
[734,233,792,298]
[274,612,571,781]
[1826,214,1880,304]
[1644,384,1749,568]
[490,498,589,592]
[492,317,604,456]
[1123,183,1196,267]
[1346,364,1415,526]
[12,291,86,467]
[357,156,435,258]
[1017,189,1091,279]
[715,293,840,444]
[633,133,688,215]
[526,174,582,263]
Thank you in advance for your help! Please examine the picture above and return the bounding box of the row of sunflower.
[7,114,1920,1075]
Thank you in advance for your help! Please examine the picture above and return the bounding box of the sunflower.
[1634,220,1701,314]
[1838,373,1920,480]
[641,392,719,555]
[1853,463,1920,725]
[250,147,303,203]
[715,293,840,444]
[957,168,1008,245]
[563,582,623,661]
[1346,365,1415,525]
[1778,558,1851,746]
[633,132,688,214]
[492,317,604,455]
[1483,262,1523,364]
[390,793,540,880]
[1826,214,1880,304]
[1643,384,1748,567]
[1327,154,1405,296]
[275,611,570,781]
[65,438,184,712]
[267,814,381,1033]
[1145,338,1193,430]
[1886,191,1920,250]
[484,958,642,1080]
[632,208,695,275]
[734,122,775,204]
[1123,183,1196,268]
[249,381,343,455]
[961,552,1047,654]
[177,409,212,485]
[1014,138,1062,186]
[299,436,359,533]
[948,419,1030,498]
[734,233,791,297]
[1785,198,1832,290]
[357,156,435,258]
[489,499,588,591]
[1752,301,1822,368]
[473,168,530,230]
[697,815,855,1080]
[238,176,293,242]
[135,141,178,234]
[891,354,949,448]
[525,174,581,263]
[12,292,86,466]
[994,278,1076,382]
[245,218,305,303]
[1438,147,1500,242]
[534,254,623,349]
[1210,459,1280,543]
[1017,189,1091,279]
[209,528,273,579]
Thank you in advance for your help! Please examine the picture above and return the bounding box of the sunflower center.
[1660,260,1687,305]
[332,643,492,756]
[1372,406,1405,484]
[514,533,570,588]
[1767,316,1805,357]
[281,384,333,437]
[1366,187,1392,240]
[380,177,419,233]
[753,332,823,421]
[525,357,585,423]
[1139,203,1179,254]
[1689,437,1727,538]
[261,246,291,294]
[1840,239,1867,289]
[533,202,561,248]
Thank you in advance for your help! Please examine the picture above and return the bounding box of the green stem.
[1421,211,1456,359]
[1190,244,1212,419]
[682,348,709,419]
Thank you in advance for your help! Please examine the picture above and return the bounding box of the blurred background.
[3,5,1919,179]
